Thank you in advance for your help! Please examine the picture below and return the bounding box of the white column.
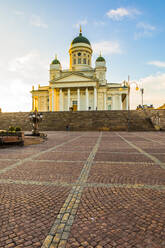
[59,88,63,111]
[67,88,70,111]
[104,92,107,110]
[119,94,122,110]
[112,95,115,110]
[77,88,80,111]
[94,87,97,110]
[86,88,89,110]
[125,94,128,110]
[52,87,54,112]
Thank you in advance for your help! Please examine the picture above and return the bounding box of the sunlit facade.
[31,28,128,111]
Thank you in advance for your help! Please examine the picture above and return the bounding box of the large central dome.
[71,31,90,46]
[69,27,92,70]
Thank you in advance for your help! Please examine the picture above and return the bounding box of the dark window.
[73,59,76,64]
[78,58,81,64]
[78,52,81,56]
[83,58,86,64]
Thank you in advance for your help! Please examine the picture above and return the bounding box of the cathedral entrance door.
[72,100,77,111]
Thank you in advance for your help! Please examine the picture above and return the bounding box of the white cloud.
[137,22,155,31]
[74,19,87,28]
[92,41,122,55]
[106,7,141,21]
[93,21,106,26]
[30,15,48,28]
[148,61,165,68]
[134,22,156,40]
[8,51,48,80]
[130,73,165,109]
[14,10,24,16]
[0,51,49,112]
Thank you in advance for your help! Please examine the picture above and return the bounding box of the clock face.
[78,52,81,56]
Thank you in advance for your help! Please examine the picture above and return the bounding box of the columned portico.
[59,88,63,111]
[86,88,89,110]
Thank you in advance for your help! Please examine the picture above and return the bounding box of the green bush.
[15,126,21,131]
[8,126,15,132]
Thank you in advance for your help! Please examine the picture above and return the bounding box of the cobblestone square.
[0,131,165,248]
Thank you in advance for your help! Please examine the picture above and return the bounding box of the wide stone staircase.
[40,110,155,131]
[0,110,163,131]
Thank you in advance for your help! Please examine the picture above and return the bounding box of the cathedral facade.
[31,28,128,112]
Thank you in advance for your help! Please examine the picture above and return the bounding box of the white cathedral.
[31,28,128,112]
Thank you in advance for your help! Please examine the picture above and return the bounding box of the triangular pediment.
[54,72,94,83]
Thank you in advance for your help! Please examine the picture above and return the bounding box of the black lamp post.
[29,110,43,136]
[140,88,144,108]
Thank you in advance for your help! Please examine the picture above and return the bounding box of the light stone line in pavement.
[51,151,92,153]
[0,135,84,175]
[1,179,165,192]
[41,132,102,248]
[0,159,20,161]
[85,183,165,191]
[116,133,165,169]
[32,160,85,163]
[95,161,156,165]
[132,133,165,145]
[0,179,73,187]
[97,152,140,154]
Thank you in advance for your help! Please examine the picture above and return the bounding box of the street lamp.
[29,109,43,136]
[140,88,144,108]
[122,76,139,131]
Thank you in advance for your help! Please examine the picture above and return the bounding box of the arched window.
[73,59,76,64]
[78,58,81,64]
[83,58,86,64]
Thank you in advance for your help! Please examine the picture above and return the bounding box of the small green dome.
[96,56,105,62]
[71,32,91,46]
[52,58,60,64]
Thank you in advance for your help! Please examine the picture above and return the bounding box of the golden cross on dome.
[80,25,82,34]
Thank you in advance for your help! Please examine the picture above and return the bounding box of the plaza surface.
[0,132,165,248]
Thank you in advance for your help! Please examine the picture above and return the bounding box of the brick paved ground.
[0,132,165,248]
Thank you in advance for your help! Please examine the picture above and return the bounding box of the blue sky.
[0,0,165,111]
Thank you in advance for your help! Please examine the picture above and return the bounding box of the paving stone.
[0,131,165,247]
[0,184,70,247]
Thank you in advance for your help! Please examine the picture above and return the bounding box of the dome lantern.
[69,27,93,70]
[95,52,106,68]
[51,55,60,65]
[96,52,105,62]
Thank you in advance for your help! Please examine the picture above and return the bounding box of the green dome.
[96,56,105,62]
[71,32,91,46]
[52,58,60,64]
